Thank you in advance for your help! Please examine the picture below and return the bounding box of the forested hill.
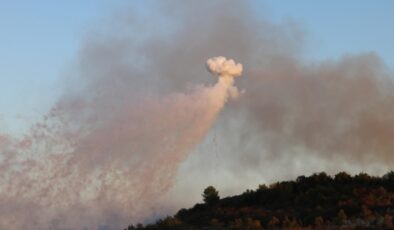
[125,172,394,229]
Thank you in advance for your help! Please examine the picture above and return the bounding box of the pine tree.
[202,186,220,206]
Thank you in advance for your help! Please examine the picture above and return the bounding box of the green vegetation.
[125,171,394,229]
[202,186,220,206]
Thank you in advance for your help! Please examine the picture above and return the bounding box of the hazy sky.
[1,1,394,134]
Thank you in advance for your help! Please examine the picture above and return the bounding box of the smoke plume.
[1,0,394,229]
[0,54,241,229]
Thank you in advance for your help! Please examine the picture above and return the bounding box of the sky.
[1,1,394,229]
[0,1,128,133]
[1,1,394,134]
[262,1,394,66]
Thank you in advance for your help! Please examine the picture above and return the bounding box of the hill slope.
[125,172,394,229]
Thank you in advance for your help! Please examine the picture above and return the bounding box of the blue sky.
[1,1,393,134]
[261,1,394,66]
[0,1,128,133]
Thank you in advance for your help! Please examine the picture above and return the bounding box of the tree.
[229,218,243,230]
[157,217,182,229]
[250,219,263,230]
[202,186,220,205]
[268,216,280,229]
[362,205,375,223]
[384,210,393,228]
[337,209,347,226]
[355,172,372,184]
[282,216,291,228]
[334,171,352,183]
[314,216,324,227]
[258,184,268,191]
[383,171,394,180]
[210,218,224,229]
[125,225,136,230]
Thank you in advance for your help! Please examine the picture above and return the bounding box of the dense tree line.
[125,171,394,229]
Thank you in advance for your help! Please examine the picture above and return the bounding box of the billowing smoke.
[206,56,243,100]
[207,56,243,78]
[1,0,394,229]
[0,56,241,229]
[243,54,394,165]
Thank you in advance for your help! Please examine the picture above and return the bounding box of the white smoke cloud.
[206,56,243,78]
[206,56,243,99]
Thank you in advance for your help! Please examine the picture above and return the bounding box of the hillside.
[125,172,394,229]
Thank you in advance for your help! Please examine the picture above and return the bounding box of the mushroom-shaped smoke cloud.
[206,56,243,100]
[207,56,243,78]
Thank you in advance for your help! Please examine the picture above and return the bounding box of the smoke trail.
[0,55,242,229]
